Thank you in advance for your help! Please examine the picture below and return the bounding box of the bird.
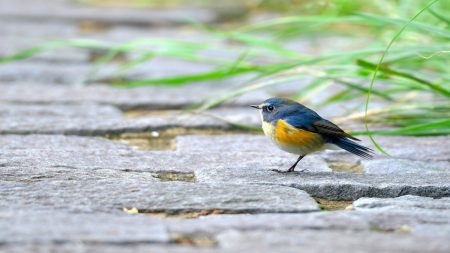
[251,98,373,173]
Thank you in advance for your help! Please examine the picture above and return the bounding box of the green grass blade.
[357,12,450,39]
[364,0,442,155]
[356,119,450,136]
[112,65,261,87]
[357,59,450,97]
[428,8,450,25]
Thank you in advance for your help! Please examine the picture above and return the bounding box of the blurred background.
[1,0,449,140]
[2,2,450,251]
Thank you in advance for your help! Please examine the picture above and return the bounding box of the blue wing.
[283,106,359,141]
[283,108,373,158]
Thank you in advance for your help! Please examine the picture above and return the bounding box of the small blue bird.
[251,98,373,173]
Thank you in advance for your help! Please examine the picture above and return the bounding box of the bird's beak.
[250,105,260,109]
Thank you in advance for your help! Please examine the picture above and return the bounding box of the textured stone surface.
[362,158,450,174]
[352,195,450,241]
[164,212,369,235]
[215,230,449,253]
[196,167,450,200]
[1,245,212,253]
[319,135,450,163]
[1,180,319,213]
[0,210,170,244]
[368,136,450,162]
[0,82,285,109]
[0,103,262,134]
[176,135,332,172]
[353,195,450,211]
[2,224,449,253]
[1,134,331,176]
[0,62,93,84]
[2,196,449,252]
[2,134,449,200]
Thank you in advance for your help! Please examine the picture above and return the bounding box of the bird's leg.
[272,155,306,173]
[287,155,305,172]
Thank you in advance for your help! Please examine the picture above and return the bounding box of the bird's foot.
[271,168,308,173]
[271,169,294,173]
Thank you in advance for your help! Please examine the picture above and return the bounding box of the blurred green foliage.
[2,0,450,140]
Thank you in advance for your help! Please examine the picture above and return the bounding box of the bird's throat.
[262,121,276,141]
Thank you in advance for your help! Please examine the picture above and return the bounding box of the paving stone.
[0,62,93,84]
[1,134,331,176]
[163,198,450,240]
[0,21,213,45]
[352,195,450,241]
[362,158,450,174]
[0,102,122,118]
[0,91,373,134]
[2,211,448,253]
[215,229,449,253]
[0,57,215,84]
[2,132,448,204]
[0,36,90,63]
[353,195,450,212]
[0,0,241,26]
[0,20,77,37]
[2,211,449,253]
[0,179,319,214]
[319,135,450,163]
[0,103,126,135]
[1,166,160,183]
[0,210,170,245]
[1,194,448,253]
[0,83,268,110]
[176,135,331,172]
[2,133,448,201]
[0,23,241,66]
[368,136,450,162]
[196,167,450,200]
[0,103,262,134]
[1,134,195,172]
[0,245,212,253]
[139,201,450,251]
[4,133,449,178]
[164,212,370,235]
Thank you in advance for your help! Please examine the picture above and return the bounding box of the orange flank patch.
[275,120,324,149]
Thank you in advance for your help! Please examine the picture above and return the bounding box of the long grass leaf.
[357,59,450,97]
[355,119,450,136]
[364,0,442,155]
[112,65,261,87]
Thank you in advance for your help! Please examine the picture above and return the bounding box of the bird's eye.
[267,105,274,112]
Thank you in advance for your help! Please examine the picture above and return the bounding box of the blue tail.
[332,138,374,159]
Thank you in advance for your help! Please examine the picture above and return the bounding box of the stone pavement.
[1,0,449,252]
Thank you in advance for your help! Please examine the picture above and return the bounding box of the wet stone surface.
[1,1,450,252]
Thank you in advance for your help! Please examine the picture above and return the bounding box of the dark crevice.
[130,208,319,218]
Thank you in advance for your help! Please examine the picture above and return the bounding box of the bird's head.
[250,98,300,123]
